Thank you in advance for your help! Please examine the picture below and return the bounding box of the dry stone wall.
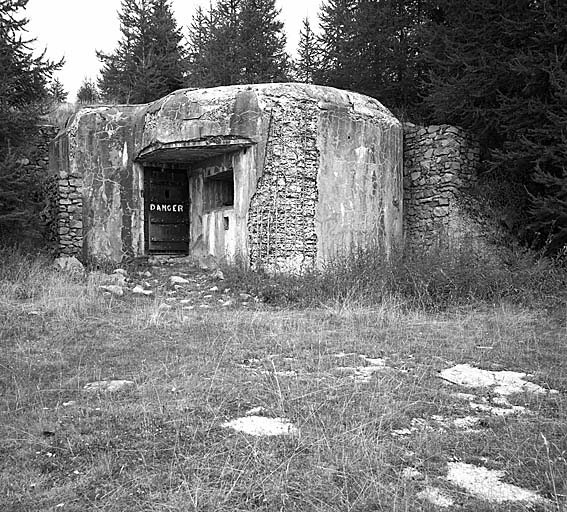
[403,123,481,249]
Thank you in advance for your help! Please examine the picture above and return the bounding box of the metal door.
[145,167,189,253]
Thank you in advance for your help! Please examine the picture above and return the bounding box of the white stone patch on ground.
[392,417,436,436]
[447,462,549,505]
[391,427,414,437]
[469,401,528,416]
[221,416,299,436]
[335,358,389,383]
[416,486,454,508]
[100,285,124,296]
[452,416,483,429]
[401,467,423,480]
[132,285,153,296]
[453,392,476,401]
[83,380,135,393]
[440,364,558,395]
[170,276,190,285]
[359,355,387,367]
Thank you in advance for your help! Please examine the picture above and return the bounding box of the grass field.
[0,247,565,511]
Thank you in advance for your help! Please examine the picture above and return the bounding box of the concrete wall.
[51,106,141,262]
[316,103,403,265]
[49,84,404,268]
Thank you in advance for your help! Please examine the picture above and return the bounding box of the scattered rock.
[102,273,126,286]
[469,401,528,416]
[83,380,135,393]
[333,352,358,358]
[446,462,549,505]
[198,254,219,271]
[452,416,483,429]
[401,467,423,480]
[100,285,124,296]
[53,256,84,273]
[211,269,225,280]
[113,268,127,276]
[170,276,190,285]
[221,416,299,436]
[132,285,153,296]
[440,363,558,395]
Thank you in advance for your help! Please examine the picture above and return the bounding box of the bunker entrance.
[144,167,190,254]
[138,138,252,256]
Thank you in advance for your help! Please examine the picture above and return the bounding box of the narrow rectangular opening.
[203,169,234,212]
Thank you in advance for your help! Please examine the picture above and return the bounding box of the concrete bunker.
[50,83,403,271]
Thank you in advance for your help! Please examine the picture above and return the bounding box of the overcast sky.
[24,0,321,101]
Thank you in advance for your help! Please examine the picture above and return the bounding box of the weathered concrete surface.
[50,83,404,269]
[51,106,140,261]
[316,97,402,264]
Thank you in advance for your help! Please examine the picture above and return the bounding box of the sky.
[24,0,321,101]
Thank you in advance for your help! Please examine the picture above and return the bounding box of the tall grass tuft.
[0,245,109,322]
[224,236,567,310]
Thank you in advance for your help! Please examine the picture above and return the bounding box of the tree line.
[1,0,566,253]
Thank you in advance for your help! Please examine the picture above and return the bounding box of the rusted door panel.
[145,168,189,253]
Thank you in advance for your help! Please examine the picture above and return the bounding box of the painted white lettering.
[167,205,172,212]
[150,204,155,211]
[178,205,183,212]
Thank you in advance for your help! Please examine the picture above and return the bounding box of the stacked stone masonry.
[403,123,480,248]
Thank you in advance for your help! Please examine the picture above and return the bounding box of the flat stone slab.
[439,363,558,395]
[447,462,549,505]
[83,380,135,393]
[100,285,124,296]
[221,415,299,436]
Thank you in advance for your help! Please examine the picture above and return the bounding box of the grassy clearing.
[0,245,566,511]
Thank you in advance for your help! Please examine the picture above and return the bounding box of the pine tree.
[203,0,243,86]
[0,0,62,239]
[185,0,290,87]
[421,0,567,251]
[76,78,100,104]
[186,6,213,87]
[295,17,320,83]
[0,0,62,149]
[48,78,67,103]
[316,0,430,114]
[238,0,289,83]
[98,0,186,103]
[316,0,359,90]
